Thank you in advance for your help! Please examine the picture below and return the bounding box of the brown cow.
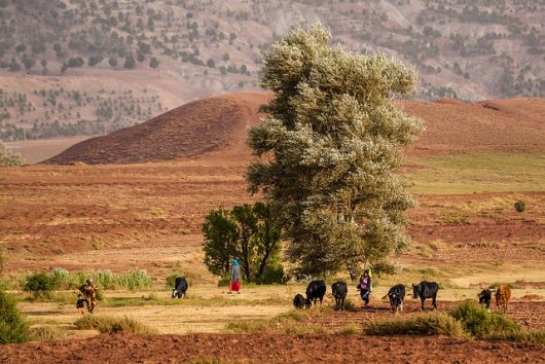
[495,285,511,313]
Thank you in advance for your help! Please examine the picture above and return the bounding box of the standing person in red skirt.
[229,259,242,294]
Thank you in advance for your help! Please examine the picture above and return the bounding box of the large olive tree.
[246,25,422,276]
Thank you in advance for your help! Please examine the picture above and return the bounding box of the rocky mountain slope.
[1,0,544,141]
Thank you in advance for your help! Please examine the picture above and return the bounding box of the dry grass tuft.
[363,312,465,337]
[74,315,157,334]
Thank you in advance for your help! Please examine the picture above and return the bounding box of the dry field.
[1,105,545,361]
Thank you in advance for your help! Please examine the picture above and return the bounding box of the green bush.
[74,315,156,334]
[452,300,521,339]
[259,263,289,285]
[23,272,58,297]
[514,200,526,212]
[363,312,465,337]
[0,290,30,343]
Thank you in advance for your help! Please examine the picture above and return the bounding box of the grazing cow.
[495,285,511,313]
[306,280,327,307]
[478,289,492,310]
[331,281,348,311]
[412,281,439,311]
[171,276,188,299]
[383,284,406,313]
[293,294,307,309]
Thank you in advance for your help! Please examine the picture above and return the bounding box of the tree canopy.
[202,202,282,283]
[246,25,422,276]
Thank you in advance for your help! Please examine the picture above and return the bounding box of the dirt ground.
[1,332,544,364]
[1,96,545,362]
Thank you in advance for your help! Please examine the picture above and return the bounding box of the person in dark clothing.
[76,294,86,315]
[229,259,242,294]
[357,269,372,309]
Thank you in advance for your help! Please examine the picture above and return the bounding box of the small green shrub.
[0,290,30,343]
[74,315,156,334]
[452,300,521,339]
[23,272,58,297]
[259,263,289,285]
[363,312,465,337]
[514,200,526,212]
[121,269,153,291]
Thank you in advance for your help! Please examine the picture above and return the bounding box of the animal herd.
[292,280,514,314]
[170,276,513,314]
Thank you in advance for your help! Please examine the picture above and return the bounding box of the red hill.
[45,93,545,165]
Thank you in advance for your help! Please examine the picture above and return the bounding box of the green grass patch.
[74,315,157,334]
[407,152,545,194]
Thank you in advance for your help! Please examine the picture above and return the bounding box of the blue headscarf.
[232,259,239,266]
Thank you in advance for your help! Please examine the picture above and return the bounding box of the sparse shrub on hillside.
[363,312,465,337]
[514,200,526,212]
[0,141,24,167]
[0,290,30,343]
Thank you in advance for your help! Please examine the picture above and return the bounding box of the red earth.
[45,93,545,165]
[1,332,544,363]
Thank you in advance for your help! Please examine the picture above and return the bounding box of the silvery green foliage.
[247,25,422,275]
[0,142,24,167]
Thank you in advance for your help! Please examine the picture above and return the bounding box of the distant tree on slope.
[246,25,422,276]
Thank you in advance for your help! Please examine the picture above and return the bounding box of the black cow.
[383,284,406,313]
[412,281,439,311]
[306,280,327,307]
[331,281,348,311]
[171,276,188,299]
[478,289,492,310]
[293,294,307,309]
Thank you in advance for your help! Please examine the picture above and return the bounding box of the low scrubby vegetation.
[452,300,520,338]
[363,312,465,337]
[29,326,67,342]
[21,268,153,293]
[0,289,30,343]
[74,315,156,334]
[363,300,544,344]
